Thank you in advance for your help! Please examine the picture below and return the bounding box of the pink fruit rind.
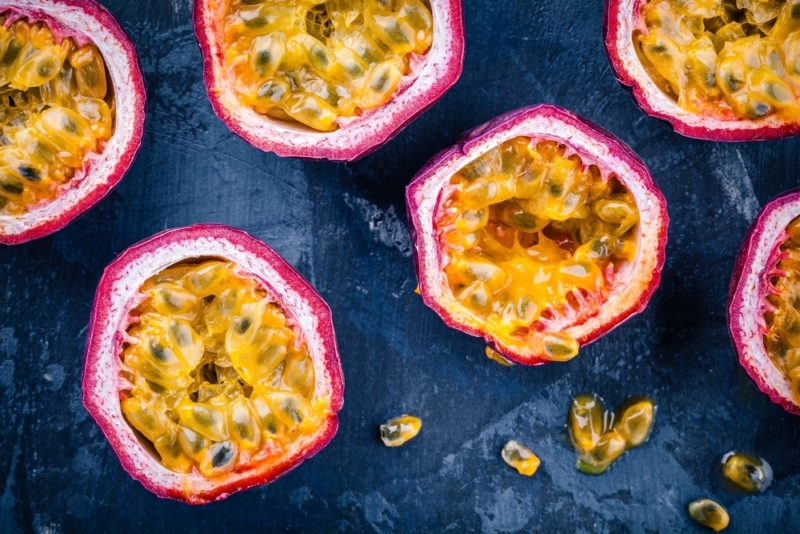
[192,0,465,161]
[728,191,800,415]
[406,104,669,365]
[604,0,800,142]
[0,0,146,245]
[82,225,344,504]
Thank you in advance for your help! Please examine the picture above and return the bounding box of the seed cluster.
[763,216,800,401]
[437,137,640,361]
[568,393,655,474]
[637,0,800,120]
[120,260,325,478]
[0,19,114,215]
[222,0,434,132]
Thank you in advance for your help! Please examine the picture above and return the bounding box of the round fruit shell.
[0,0,146,245]
[604,0,800,141]
[406,104,669,365]
[193,0,464,161]
[82,224,345,504]
[729,190,800,415]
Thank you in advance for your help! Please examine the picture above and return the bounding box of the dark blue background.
[1,0,799,532]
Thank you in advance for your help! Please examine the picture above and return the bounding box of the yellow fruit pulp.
[763,216,800,403]
[222,0,434,132]
[568,394,655,474]
[0,19,114,215]
[636,0,800,121]
[120,259,329,478]
[437,137,639,360]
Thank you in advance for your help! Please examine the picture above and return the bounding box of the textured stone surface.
[1,0,799,531]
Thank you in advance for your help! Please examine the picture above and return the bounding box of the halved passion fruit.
[606,0,800,141]
[83,225,344,503]
[729,190,800,414]
[193,0,464,160]
[406,105,668,365]
[0,0,145,244]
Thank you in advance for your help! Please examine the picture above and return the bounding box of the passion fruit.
[605,0,800,141]
[0,0,145,244]
[82,225,344,504]
[729,189,800,414]
[193,0,464,160]
[406,105,668,365]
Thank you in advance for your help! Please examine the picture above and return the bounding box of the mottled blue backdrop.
[1,0,799,532]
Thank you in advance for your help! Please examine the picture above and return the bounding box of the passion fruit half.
[83,225,344,504]
[606,0,800,141]
[729,190,800,415]
[193,0,464,160]
[406,105,668,365]
[0,0,145,244]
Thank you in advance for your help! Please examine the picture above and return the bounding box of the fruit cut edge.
[82,224,345,504]
[192,0,465,161]
[0,0,146,245]
[728,190,800,415]
[406,104,669,365]
[604,0,800,141]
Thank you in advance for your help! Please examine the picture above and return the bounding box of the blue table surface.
[1,1,799,532]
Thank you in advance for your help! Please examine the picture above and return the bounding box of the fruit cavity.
[568,393,655,474]
[761,215,800,402]
[120,259,328,478]
[636,0,800,121]
[0,18,114,215]
[221,0,433,132]
[437,137,639,362]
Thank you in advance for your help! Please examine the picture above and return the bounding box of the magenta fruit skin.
[729,191,800,415]
[406,104,669,365]
[83,225,345,504]
[194,0,465,161]
[0,0,146,245]
[604,0,800,142]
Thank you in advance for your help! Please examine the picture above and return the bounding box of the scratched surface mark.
[1,0,800,532]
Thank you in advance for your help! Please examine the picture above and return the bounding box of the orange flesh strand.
[221,0,434,132]
[0,19,114,215]
[437,137,639,360]
[636,0,800,121]
[764,215,800,402]
[120,260,329,478]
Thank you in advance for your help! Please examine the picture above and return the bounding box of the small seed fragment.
[721,451,773,493]
[380,415,421,447]
[501,440,540,476]
[485,346,515,366]
[568,393,606,453]
[688,499,729,532]
[542,332,579,362]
